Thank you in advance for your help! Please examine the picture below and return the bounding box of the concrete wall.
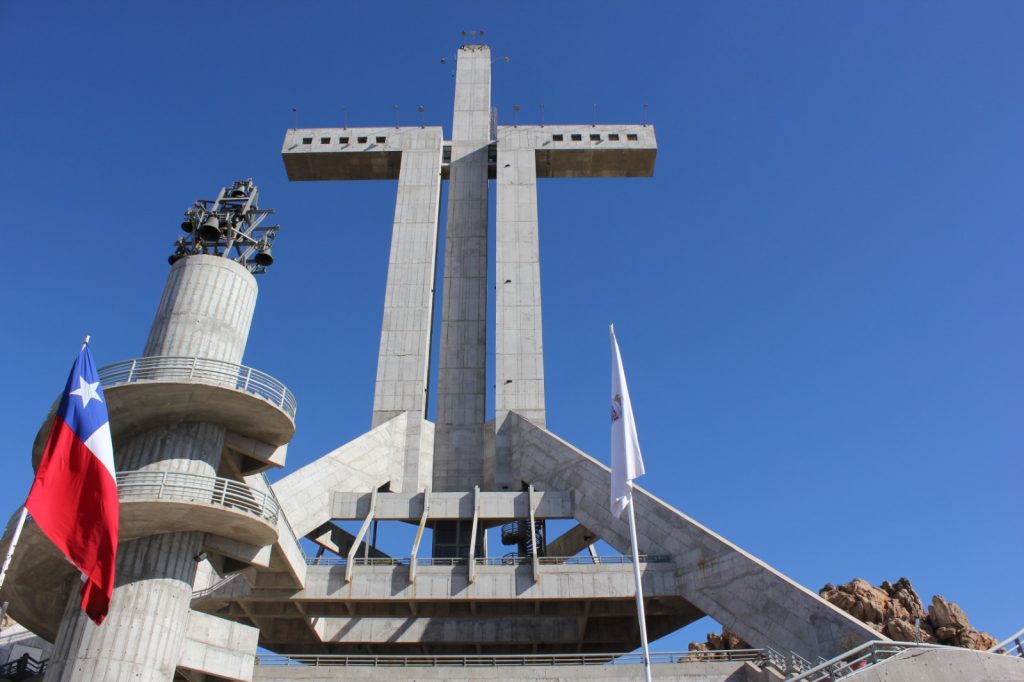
[252,661,773,681]
[179,610,259,682]
[846,647,1024,682]
[272,417,397,538]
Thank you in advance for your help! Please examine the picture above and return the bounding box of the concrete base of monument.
[252,660,784,681]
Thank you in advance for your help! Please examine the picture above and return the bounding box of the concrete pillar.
[46,255,258,682]
[372,129,444,492]
[433,44,491,494]
[490,127,546,491]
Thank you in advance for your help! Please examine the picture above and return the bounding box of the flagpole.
[626,483,652,682]
[0,503,29,593]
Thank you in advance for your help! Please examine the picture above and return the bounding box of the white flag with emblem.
[610,325,645,517]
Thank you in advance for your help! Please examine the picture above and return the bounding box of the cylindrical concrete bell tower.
[44,180,292,682]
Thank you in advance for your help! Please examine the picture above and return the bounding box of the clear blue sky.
[2,1,1021,650]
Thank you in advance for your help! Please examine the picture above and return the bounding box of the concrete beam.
[508,413,882,661]
[545,523,598,558]
[330,490,574,521]
[306,522,389,559]
[179,610,258,682]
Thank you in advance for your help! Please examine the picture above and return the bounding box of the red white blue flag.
[26,346,118,624]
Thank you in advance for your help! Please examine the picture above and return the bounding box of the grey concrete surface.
[179,610,258,681]
[508,413,882,662]
[272,417,398,538]
[251,660,773,681]
[371,128,444,493]
[433,44,492,494]
[843,647,1024,681]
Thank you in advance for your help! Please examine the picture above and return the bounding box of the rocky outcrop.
[688,627,751,653]
[688,577,998,654]
[818,577,997,650]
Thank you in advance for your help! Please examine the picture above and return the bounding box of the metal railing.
[99,356,297,419]
[118,470,280,524]
[990,626,1024,657]
[783,640,949,681]
[256,649,774,668]
[304,554,672,567]
[0,654,46,680]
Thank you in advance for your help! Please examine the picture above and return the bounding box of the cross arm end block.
[281,127,435,181]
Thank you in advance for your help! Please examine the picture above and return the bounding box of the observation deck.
[0,469,285,641]
[194,555,700,655]
[118,471,280,545]
[32,356,296,472]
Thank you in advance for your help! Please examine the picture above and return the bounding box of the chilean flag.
[26,346,118,625]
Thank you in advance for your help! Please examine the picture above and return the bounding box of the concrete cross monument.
[270,41,881,660]
[0,40,891,682]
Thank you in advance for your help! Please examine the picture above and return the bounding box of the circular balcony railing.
[117,471,280,525]
[99,356,297,420]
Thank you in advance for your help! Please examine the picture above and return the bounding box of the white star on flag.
[69,376,103,407]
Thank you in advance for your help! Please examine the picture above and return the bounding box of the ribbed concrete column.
[47,254,258,682]
[372,129,444,492]
[433,44,491,494]
[144,254,258,363]
[490,126,546,491]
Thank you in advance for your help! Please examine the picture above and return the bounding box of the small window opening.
[590,133,601,141]
[627,133,639,141]
[302,137,313,144]
[339,136,350,143]
[320,137,331,144]
[608,133,620,141]
[375,136,386,143]
[357,136,368,143]
[552,134,564,142]
[570,133,582,141]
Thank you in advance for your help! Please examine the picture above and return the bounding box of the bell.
[253,245,274,267]
[229,185,247,198]
[198,214,222,242]
[180,219,194,233]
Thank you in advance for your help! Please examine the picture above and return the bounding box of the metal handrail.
[304,554,672,567]
[256,649,771,668]
[990,626,1024,655]
[99,356,297,419]
[784,640,949,681]
[117,470,280,524]
[0,654,47,678]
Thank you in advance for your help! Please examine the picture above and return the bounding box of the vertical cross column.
[372,128,444,492]
[490,127,546,490]
[433,45,492,492]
